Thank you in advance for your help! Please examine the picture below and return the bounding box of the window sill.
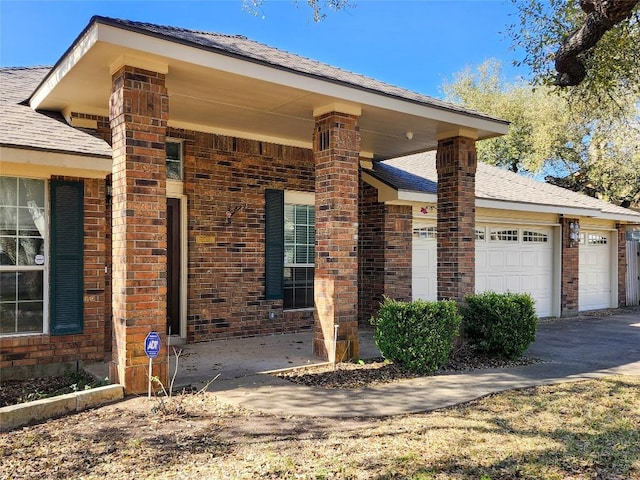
[283,307,315,313]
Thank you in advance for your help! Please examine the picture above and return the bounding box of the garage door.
[579,231,612,311]
[412,222,554,317]
[476,226,554,317]
[412,223,437,301]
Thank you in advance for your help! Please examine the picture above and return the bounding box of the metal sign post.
[144,331,161,399]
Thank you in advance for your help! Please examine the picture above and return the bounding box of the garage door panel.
[579,231,612,311]
[412,224,437,301]
[476,226,554,317]
[521,251,536,267]
[413,222,555,317]
[505,252,520,267]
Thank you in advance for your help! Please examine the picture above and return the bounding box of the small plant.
[462,291,538,359]
[370,297,462,374]
[149,346,220,416]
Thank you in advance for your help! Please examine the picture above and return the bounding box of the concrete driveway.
[155,308,640,417]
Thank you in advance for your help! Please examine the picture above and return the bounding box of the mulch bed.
[275,350,544,389]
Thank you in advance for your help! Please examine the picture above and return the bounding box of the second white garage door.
[579,231,612,311]
[412,222,555,317]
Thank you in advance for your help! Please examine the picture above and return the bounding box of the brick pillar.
[561,217,579,316]
[358,181,412,324]
[617,224,627,308]
[313,112,360,361]
[383,205,413,301]
[436,136,477,302]
[109,66,168,393]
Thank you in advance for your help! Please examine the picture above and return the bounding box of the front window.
[0,177,46,335]
[166,141,183,180]
[283,204,314,309]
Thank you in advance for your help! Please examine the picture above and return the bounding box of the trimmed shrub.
[370,298,462,374]
[462,291,538,359]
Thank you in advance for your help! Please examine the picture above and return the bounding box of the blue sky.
[0,0,524,99]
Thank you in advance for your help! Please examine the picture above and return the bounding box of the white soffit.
[29,21,508,159]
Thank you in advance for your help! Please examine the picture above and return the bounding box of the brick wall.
[109,66,168,393]
[170,127,316,341]
[312,112,360,361]
[0,178,106,379]
[561,217,579,316]
[436,136,477,301]
[358,180,412,325]
[617,224,627,308]
[69,112,112,145]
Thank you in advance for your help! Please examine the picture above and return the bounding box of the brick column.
[561,217,579,316]
[617,224,627,308]
[313,112,360,361]
[436,136,477,302]
[358,182,412,324]
[109,66,168,393]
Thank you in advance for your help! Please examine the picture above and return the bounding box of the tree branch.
[554,0,638,86]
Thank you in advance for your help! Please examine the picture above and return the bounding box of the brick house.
[1,17,638,393]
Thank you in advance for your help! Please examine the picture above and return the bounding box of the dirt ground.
[1,376,639,479]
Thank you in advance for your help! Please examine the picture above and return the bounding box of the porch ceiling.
[30,18,508,160]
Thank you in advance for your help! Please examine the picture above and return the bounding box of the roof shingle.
[375,151,640,220]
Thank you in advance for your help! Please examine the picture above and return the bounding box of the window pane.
[284,246,294,265]
[295,205,308,223]
[0,238,17,266]
[18,208,44,237]
[166,142,181,160]
[17,301,43,333]
[0,206,17,235]
[18,178,45,207]
[0,303,16,334]
[166,160,182,180]
[0,272,17,301]
[18,237,44,266]
[0,177,18,204]
[18,271,43,301]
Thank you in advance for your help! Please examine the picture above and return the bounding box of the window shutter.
[50,180,84,335]
[265,189,284,300]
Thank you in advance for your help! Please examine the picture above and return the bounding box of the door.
[412,223,437,301]
[579,231,612,311]
[166,198,181,336]
[475,226,554,317]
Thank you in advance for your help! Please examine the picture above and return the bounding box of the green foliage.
[509,0,640,114]
[370,298,462,374]
[443,59,586,174]
[443,59,640,208]
[462,292,538,359]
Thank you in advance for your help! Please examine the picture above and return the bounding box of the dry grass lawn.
[1,376,639,479]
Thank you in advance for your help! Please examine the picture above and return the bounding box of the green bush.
[462,291,538,359]
[370,298,462,374]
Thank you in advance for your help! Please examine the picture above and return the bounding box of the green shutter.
[50,180,84,335]
[265,189,284,300]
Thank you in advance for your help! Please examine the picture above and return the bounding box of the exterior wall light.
[569,221,580,247]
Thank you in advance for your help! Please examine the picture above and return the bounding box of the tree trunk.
[555,0,638,86]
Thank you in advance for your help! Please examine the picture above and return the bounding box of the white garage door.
[412,222,554,317]
[476,226,554,317]
[412,223,437,301]
[579,231,612,311]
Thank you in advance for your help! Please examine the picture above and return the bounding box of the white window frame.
[283,191,314,311]
[0,176,49,336]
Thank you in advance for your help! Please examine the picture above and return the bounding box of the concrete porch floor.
[86,327,382,391]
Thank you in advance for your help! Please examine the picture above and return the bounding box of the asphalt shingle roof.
[89,16,506,126]
[375,152,640,220]
[0,67,111,158]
